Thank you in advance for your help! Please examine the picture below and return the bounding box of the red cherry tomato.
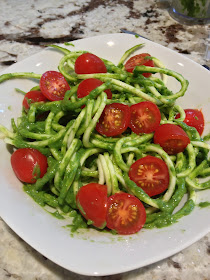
[96,103,131,137]
[130,101,161,134]
[129,155,169,197]
[22,91,48,110]
[106,192,146,235]
[76,183,108,229]
[77,78,112,99]
[175,109,204,136]
[124,53,154,77]
[11,148,48,183]
[154,123,190,155]
[75,53,107,74]
[40,71,70,101]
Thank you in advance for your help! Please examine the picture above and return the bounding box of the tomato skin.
[22,91,48,110]
[76,183,108,229]
[175,109,204,136]
[40,71,70,101]
[129,155,169,197]
[75,53,107,74]
[124,53,154,78]
[11,148,48,183]
[154,123,190,155]
[130,101,161,134]
[106,192,146,235]
[77,78,112,99]
[96,103,131,137]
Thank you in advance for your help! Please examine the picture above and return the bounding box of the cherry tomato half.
[40,71,70,101]
[124,53,154,78]
[75,53,107,74]
[11,148,48,183]
[96,103,131,137]
[175,109,205,136]
[106,192,146,235]
[77,78,112,99]
[76,183,108,229]
[129,155,169,197]
[22,90,48,110]
[130,101,161,134]
[154,123,190,155]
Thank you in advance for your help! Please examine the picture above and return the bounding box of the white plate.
[0,33,210,276]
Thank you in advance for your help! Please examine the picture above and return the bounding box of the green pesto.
[67,210,88,233]
[15,88,26,94]
[87,219,94,225]
[65,180,79,209]
[24,185,45,207]
[19,116,45,130]
[30,85,40,91]
[64,42,75,46]
[68,212,110,234]
[144,212,175,229]
[35,101,62,114]
[48,44,72,56]
[0,72,41,83]
[50,210,65,219]
[146,178,186,224]
[24,185,88,232]
[11,118,17,132]
[76,200,86,217]
[198,201,210,208]
[24,185,59,208]
[175,120,200,141]
[34,161,59,191]
[145,200,195,229]
[62,82,110,111]
[59,152,81,205]
[173,199,195,219]
[32,164,41,181]
[203,133,210,141]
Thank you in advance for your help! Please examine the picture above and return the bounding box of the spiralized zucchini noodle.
[0,43,209,233]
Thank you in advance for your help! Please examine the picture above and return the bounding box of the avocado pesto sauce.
[50,210,65,219]
[198,201,210,208]
[144,200,195,229]
[24,185,87,231]
[24,185,59,208]
[203,133,210,142]
[24,181,196,232]
[1,43,210,236]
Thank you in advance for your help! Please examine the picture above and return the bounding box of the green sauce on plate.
[198,201,210,208]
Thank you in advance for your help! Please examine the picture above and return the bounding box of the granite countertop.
[0,0,210,279]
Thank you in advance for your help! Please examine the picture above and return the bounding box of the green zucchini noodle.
[0,43,209,233]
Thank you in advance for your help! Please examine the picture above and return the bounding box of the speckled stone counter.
[0,1,210,279]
